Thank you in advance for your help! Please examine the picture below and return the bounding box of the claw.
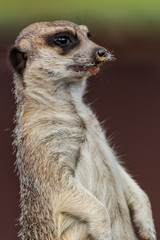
[139,230,157,240]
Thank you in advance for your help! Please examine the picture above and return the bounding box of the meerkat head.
[9,21,114,86]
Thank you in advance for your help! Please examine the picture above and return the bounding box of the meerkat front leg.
[53,164,111,240]
[118,164,156,240]
[60,221,91,240]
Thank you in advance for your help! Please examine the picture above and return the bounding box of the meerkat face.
[10,21,114,82]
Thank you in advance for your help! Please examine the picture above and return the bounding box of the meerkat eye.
[54,36,71,47]
[87,32,93,39]
[45,32,79,54]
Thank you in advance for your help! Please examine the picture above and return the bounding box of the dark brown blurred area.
[0,30,160,239]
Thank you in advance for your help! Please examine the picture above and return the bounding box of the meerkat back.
[10,21,156,240]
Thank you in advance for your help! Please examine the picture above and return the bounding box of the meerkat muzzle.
[68,64,99,74]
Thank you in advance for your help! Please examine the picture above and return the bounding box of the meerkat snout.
[95,48,109,63]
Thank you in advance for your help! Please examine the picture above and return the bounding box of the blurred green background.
[0,0,160,33]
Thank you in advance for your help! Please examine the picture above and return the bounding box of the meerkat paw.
[134,212,157,240]
[87,208,112,240]
[132,194,157,240]
[139,228,157,240]
[138,228,156,240]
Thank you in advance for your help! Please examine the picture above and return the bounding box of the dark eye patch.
[45,31,79,55]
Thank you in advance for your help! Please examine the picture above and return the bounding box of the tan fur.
[10,21,156,240]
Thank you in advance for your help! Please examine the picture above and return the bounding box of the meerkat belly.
[73,112,136,238]
[75,120,121,207]
[74,126,133,235]
[72,104,132,227]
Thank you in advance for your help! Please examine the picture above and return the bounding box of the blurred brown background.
[0,0,160,239]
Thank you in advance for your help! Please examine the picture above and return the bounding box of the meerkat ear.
[9,47,28,74]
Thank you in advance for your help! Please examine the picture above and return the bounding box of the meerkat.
[9,20,156,240]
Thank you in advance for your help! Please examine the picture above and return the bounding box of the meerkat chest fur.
[20,76,121,217]
[68,83,121,206]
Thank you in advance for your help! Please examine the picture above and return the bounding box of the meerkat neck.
[68,78,87,103]
[21,73,87,106]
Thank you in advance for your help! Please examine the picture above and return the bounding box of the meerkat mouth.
[68,64,99,74]
[68,52,115,75]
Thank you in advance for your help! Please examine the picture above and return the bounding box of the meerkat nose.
[95,48,110,63]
